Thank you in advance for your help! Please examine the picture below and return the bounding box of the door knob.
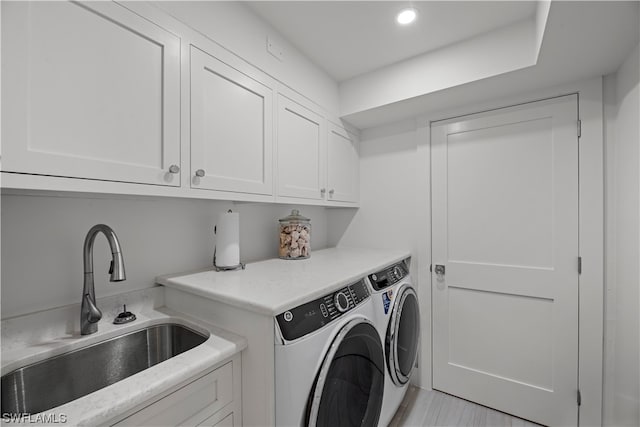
[195,169,206,177]
[168,165,180,174]
[434,264,445,280]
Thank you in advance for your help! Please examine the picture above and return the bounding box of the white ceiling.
[247,1,538,82]
[340,0,640,128]
[246,1,639,129]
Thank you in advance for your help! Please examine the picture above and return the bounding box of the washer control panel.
[276,279,370,341]
[368,259,409,291]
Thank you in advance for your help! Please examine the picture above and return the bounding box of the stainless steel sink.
[1,323,208,415]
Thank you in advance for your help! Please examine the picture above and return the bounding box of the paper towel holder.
[213,210,246,272]
[213,246,246,272]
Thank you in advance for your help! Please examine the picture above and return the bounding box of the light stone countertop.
[156,247,411,315]
[1,288,246,426]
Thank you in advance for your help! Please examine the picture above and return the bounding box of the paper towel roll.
[215,211,240,267]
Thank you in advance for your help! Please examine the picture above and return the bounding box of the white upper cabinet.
[1,1,181,186]
[1,2,357,206]
[276,92,359,205]
[276,95,326,200]
[190,46,273,195]
[327,122,359,203]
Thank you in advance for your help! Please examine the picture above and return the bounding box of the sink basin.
[1,323,208,415]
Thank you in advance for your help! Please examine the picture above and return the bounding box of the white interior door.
[431,95,579,426]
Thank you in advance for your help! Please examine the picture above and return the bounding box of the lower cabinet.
[200,411,234,427]
[111,357,240,427]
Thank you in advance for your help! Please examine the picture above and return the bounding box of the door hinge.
[577,389,582,406]
[577,119,582,138]
[578,257,582,275]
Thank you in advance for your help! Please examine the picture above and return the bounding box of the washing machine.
[366,258,420,427]
[275,278,385,427]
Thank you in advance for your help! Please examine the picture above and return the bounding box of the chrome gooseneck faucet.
[81,224,126,335]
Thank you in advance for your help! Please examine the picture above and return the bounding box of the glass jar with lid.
[279,209,311,260]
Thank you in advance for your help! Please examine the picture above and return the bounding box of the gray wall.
[1,193,328,319]
[327,119,431,388]
[603,42,640,427]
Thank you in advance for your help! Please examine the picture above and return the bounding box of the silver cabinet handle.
[320,188,326,194]
[168,165,180,174]
[329,189,335,196]
[195,169,206,177]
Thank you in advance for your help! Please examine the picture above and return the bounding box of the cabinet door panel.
[200,411,234,427]
[327,123,359,203]
[191,47,273,195]
[1,1,181,186]
[277,95,326,200]
[114,362,233,427]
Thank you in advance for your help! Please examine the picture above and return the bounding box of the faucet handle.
[84,293,102,324]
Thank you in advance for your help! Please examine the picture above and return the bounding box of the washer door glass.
[387,287,420,385]
[307,320,384,427]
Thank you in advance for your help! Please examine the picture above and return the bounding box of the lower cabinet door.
[200,411,234,427]
[112,362,233,427]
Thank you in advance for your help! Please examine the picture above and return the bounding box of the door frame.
[415,77,604,426]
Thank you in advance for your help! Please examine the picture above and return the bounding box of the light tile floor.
[389,386,543,427]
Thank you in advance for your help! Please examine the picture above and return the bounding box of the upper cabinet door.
[190,46,273,195]
[327,122,359,203]
[1,1,181,186]
[276,95,326,200]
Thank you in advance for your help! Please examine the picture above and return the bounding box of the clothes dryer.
[367,259,420,426]
[275,278,385,427]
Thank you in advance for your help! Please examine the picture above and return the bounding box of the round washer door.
[306,318,384,427]
[386,286,420,385]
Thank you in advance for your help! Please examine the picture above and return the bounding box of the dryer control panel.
[276,279,370,341]
[368,259,409,291]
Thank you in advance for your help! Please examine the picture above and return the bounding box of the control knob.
[393,266,403,280]
[334,291,350,313]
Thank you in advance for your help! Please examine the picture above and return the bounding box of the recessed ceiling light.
[396,8,417,25]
